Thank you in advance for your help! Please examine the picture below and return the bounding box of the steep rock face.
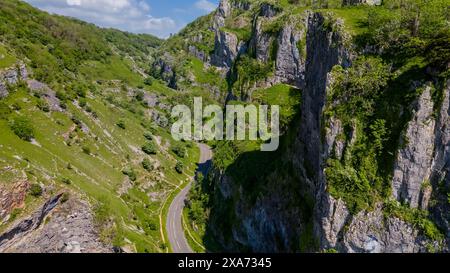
[188,45,210,63]
[259,3,280,18]
[0,179,29,222]
[213,0,231,29]
[275,23,306,88]
[341,206,430,253]
[0,196,111,253]
[0,194,63,250]
[209,156,307,253]
[151,56,177,89]
[296,13,354,249]
[430,80,450,243]
[211,30,246,69]
[392,86,436,209]
[208,11,352,253]
[250,19,273,63]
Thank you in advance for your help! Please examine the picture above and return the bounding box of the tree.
[29,184,43,197]
[142,142,157,155]
[116,119,126,129]
[175,161,184,174]
[142,158,153,171]
[9,116,34,141]
[172,143,186,158]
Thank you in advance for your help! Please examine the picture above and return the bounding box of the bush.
[142,142,157,155]
[144,77,153,86]
[82,146,91,155]
[122,168,137,182]
[135,90,144,102]
[142,158,153,172]
[9,116,34,141]
[147,221,157,231]
[143,132,153,141]
[116,119,126,129]
[29,184,43,197]
[172,143,186,158]
[37,99,50,112]
[62,178,72,185]
[175,161,184,174]
[61,192,70,203]
[78,98,87,108]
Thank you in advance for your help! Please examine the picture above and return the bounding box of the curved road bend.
[167,143,212,253]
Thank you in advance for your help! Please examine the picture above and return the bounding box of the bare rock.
[392,86,436,208]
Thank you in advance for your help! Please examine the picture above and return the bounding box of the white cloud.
[194,0,216,12]
[24,0,178,38]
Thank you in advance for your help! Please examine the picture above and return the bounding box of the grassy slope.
[0,0,201,253]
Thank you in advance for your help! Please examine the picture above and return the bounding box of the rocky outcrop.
[0,63,28,98]
[213,0,232,29]
[27,79,63,112]
[341,206,431,253]
[430,80,450,244]
[151,56,177,89]
[213,0,251,29]
[250,19,274,63]
[0,194,63,250]
[392,86,436,209]
[343,0,383,6]
[0,195,111,253]
[259,3,280,18]
[275,23,306,88]
[188,45,210,63]
[0,180,29,222]
[211,30,246,69]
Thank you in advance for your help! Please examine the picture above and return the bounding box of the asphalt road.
[166,143,212,253]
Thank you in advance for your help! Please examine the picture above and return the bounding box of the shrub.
[175,161,184,174]
[29,184,43,197]
[82,146,91,155]
[122,168,137,182]
[55,90,67,101]
[142,158,153,172]
[143,132,153,141]
[9,116,34,141]
[116,119,126,129]
[62,178,72,185]
[144,77,153,86]
[61,192,70,203]
[36,99,50,112]
[78,98,87,108]
[172,143,186,158]
[147,221,157,231]
[142,142,157,155]
[135,90,144,102]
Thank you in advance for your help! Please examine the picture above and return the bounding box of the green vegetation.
[29,184,43,197]
[9,116,34,141]
[141,158,153,172]
[172,143,187,158]
[384,201,444,243]
[116,119,126,129]
[142,142,157,155]
[0,45,16,68]
[175,161,184,174]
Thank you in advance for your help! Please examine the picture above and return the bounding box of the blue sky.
[24,0,220,38]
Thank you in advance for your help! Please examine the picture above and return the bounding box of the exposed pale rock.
[392,87,436,208]
[211,30,246,68]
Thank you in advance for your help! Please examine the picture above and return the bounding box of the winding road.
[166,143,212,253]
